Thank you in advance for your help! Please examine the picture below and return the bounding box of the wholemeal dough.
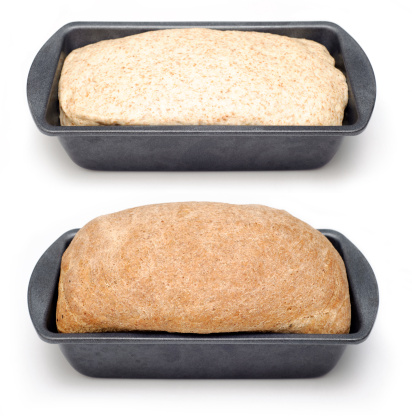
[59,28,348,126]
[56,202,351,334]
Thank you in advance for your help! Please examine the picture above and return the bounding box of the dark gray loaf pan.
[28,229,378,379]
[27,21,376,171]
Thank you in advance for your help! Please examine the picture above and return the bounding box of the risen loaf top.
[59,28,348,126]
[56,202,351,334]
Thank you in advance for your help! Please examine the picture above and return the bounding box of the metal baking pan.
[27,21,376,171]
[28,229,378,378]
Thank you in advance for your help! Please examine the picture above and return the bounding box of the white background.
[1,0,411,414]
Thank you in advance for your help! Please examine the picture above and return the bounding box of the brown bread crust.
[56,202,351,334]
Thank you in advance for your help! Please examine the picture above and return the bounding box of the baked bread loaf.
[56,202,351,334]
[59,28,348,126]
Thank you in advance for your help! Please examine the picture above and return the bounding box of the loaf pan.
[28,229,378,378]
[27,21,376,171]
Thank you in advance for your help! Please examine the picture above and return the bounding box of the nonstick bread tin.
[27,21,376,171]
[28,229,378,378]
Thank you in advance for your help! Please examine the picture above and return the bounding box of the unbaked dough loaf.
[56,202,351,334]
[59,28,348,126]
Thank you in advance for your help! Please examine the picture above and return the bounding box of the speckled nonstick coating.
[27,21,376,170]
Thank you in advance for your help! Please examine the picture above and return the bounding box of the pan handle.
[28,230,78,343]
[321,229,379,343]
[335,23,376,134]
[26,24,71,134]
